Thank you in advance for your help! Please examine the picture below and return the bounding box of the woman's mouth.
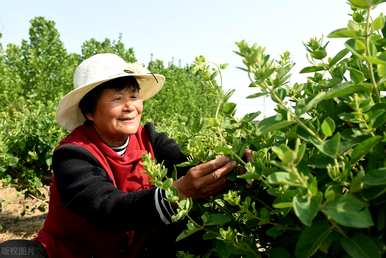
[118,116,136,121]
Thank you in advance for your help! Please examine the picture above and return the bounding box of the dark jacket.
[35,123,187,258]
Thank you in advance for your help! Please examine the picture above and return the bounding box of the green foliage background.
[0,16,223,192]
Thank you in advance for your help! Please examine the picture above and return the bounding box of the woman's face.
[86,87,143,146]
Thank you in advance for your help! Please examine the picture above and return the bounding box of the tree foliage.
[0,17,223,193]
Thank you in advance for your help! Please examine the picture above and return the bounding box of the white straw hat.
[56,53,165,131]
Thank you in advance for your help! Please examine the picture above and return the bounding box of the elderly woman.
[27,53,236,258]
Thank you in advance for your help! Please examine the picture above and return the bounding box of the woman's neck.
[93,126,128,147]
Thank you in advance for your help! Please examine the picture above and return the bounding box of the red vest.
[35,124,155,258]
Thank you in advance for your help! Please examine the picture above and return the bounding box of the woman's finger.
[190,156,231,177]
[197,177,228,199]
[199,160,236,184]
[243,149,253,162]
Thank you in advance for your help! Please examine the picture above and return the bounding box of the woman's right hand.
[173,156,236,200]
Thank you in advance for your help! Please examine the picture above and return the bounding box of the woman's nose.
[123,99,135,111]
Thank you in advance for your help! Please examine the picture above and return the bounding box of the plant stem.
[268,85,323,142]
[232,152,247,166]
[365,7,380,103]
[330,220,348,238]
[209,62,223,87]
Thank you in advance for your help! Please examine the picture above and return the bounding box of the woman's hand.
[243,149,253,162]
[173,156,237,200]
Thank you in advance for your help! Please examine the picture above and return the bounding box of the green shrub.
[145,1,386,257]
[0,97,65,192]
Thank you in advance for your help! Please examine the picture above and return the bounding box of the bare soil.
[0,181,48,242]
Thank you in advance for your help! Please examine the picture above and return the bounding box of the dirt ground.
[0,181,49,242]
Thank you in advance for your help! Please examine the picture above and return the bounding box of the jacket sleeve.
[53,144,166,230]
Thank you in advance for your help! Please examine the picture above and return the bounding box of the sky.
[0,0,366,118]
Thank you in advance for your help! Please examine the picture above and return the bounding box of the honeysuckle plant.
[145,1,386,257]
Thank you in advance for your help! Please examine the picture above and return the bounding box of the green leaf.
[219,63,228,69]
[202,229,219,240]
[293,193,322,226]
[328,28,358,38]
[319,233,335,254]
[322,195,374,228]
[299,65,326,73]
[383,16,386,37]
[267,172,291,185]
[368,109,386,128]
[363,167,386,186]
[315,133,341,158]
[222,102,236,115]
[307,153,334,169]
[354,39,366,51]
[370,41,377,56]
[223,89,236,102]
[238,171,260,180]
[372,13,385,31]
[324,83,369,99]
[349,0,371,8]
[202,213,232,226]
[273,202,293,209]
[241,111,260,122]
[349,67,365,83]
[303,83,369,113]
[246,92,267,98]
[363,185,386,200]
[340,234,381,258]
[339,112,360,123]
[272,145,297,165]
[321,117,336,137]
[256,116,296,135]
[303,92,327,113]
[378,63,386,77]
[329,48,350,67]
[294,141,306,166]
[365,56,386,64]
[345,39,364,58]
[176,221,202,241]
[214,239,257,257]
[351,136,382,163]
[373,0,386,5]
[295,221,331,258]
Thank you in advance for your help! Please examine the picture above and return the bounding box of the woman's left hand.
[173,156,237,200]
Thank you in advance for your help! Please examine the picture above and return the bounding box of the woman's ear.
[85,112,94,122]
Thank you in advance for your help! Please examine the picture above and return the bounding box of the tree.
[80,36,136,62]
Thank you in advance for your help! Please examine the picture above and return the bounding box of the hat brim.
[56,73,165,131]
